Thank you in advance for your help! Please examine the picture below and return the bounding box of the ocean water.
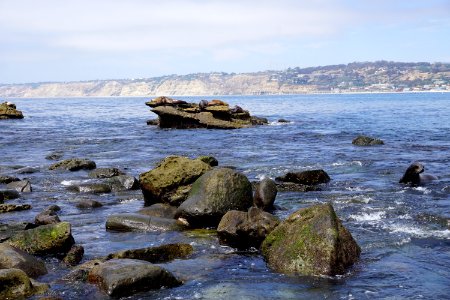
[1,93,449,299]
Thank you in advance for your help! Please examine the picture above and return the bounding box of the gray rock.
[6,180,32,192]
[0,175,20,184]
[275,169,330,185]
[106,175,139,191]
[35,205,61,225]
[106,243,193,263]
[0,244,47,278]
[16,167,39,174]
[88,259,182,297]
[76,199,103,209]
[275,182,322,192]
[67,183,111,194]
[138,203,177,219]
[88,167,124,178]
[253,177,277,211]
[49,158,96,171]
[106,213,187,232]
[0,222,36,242]
[352,135,384,146]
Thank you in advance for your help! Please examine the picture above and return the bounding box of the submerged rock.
[106,243,193,263]
[275,169,330,186]
[106,213,187,232]
[0,244,48,278]
[253,177,278,211]
[176,168,253,227]
[0,102,24,119]
[0,268,48,299]
[6,179,32,192]
[88,259,182,297]
[352,135,384,146]
[49,158,96,171]
[261,203,361,276]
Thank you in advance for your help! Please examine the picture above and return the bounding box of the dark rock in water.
[197,155,219,167]
[63,244,84,266]
[0,189,21,201]
[6,180,32,192]
[64,259,105,283]
[138,203,177,219]
[0,222,37,242]
[352,135,384,146]
[139,156,212,206]
[0,268,49,299]
[176,168,253,228]
[253,177,277,211]
[0,243,48,278]
[217,207,280,249]
[275,182,322,192]
[16,167,39,174]
[0,175,20,184]
[106,213,187,232]
[0,204,31,213]
[0,102,24,119]
[35,206,61,225]
[88,167,124,179]
[106,243,193,263]
[261,203,361,276]
[106,175,139,191]
[67,183,111,194]
[276,169,330,186]
[8,222,75,256]
[76,199,103,209]
[45,151,64,160]
[49,158,96,171]
[88,258,182,297]
[146,119,159,126]
[278,119,290,123]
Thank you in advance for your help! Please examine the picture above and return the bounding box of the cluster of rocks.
[146,96,268,129]
[0,101,24,119]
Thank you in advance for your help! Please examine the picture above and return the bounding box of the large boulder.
[217,207,280,249]
[0,102,24,119]
[253,177,277,211]
[261,203,361,276]
[352,135,384,146]
[88,259,182,297]
[0,268,48,299]
[106,213,187,232]
[7,222,75,256]
[139,156,212,206]
[49,158,96,171]
[0,244,47,278]
[176,168,253,227]
[275,169,330,186]
[106,243,193,263]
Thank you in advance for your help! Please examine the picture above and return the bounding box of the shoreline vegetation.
[1,61,449,98]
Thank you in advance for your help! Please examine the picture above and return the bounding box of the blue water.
[1,93,449,299]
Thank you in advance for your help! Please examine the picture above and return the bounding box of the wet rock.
[8,222,75,256]
[6,179,32,192]
[176,168,253,228]
[16,166,39,174]
[0,204,31,213]
[139,156,212,206]
[146,119,159,126]
[35,206,61,225]
[88,259,182,297]
[76,199,103,209]
[63,244,84,266]
[64,259,105,282]
[106,213,187,232]
[275,169,331,186]
[88,167,124,179]
[275,182,322,192]
[253,177,277,211]
[45,151,64,160]
[217,207,280,249]
[106,243,193,263]
[106,175,139,191]
[352,135,384,146]
[0,189,20,201]
[197,155,219,167]
[67,183,111,194]
[138,203,177,219]
[261,203,361,276]
[0,244,48,278]
[0,268,48,299]
[49,158,96,171]
[278,119,291,123]
[0,175,20,184]
[0,222,36,242]
[0,101,24,119]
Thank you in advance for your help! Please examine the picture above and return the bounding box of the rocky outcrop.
[106,213,187,232]
[0,268,48,299]
[146,97,267,129]
[217,207,280,249]
[176,168,253,227]
[49,158,96,171]
[253,177,277,211]
[106,243,193,263]
[139,156,212,206]
[0,102,24,119]
[261,203,361,276]
[0,244,47,278]
[352,135,384,146]
[276,169,330,186]
[88,259,182,297]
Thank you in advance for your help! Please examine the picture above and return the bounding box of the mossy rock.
[352,135,384,146]
[261,203,360,276]
[0,102,24,119]
[0,268,48,299]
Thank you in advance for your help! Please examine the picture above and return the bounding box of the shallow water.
[1,93,450,299]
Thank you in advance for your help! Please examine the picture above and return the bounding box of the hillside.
[1,61,449,97]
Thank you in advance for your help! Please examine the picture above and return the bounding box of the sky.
[1,0,449,84]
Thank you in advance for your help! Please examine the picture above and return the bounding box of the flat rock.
[49,158,96,171]
[106,243,193,263]
[138,203,177,219]
[6,179,32,192]
[106,213,187,232]
[76,199,103,209]
[0,244,48,278]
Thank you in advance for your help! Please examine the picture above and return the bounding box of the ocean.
[1,93,449,299]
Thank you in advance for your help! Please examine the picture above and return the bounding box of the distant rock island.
[1,61,449,97]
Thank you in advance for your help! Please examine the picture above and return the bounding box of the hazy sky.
[1,0,449,84]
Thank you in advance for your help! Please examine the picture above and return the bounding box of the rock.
[67,183,111,194]
[88,259,182,297]
[261,203,361,276]
[6,179,32,192]
[0,204,31,213]
[138,203,177,219]
[197,155,219,167]
[0,175,20,184]
[106,213,187,232]
[88,167,124,178]
[0,189,20,201]
[217,207,280,249]
[0,222,36,242]
[0,244,48,278]
[0,102,24,119]
[49,158,96,171]
[63,244,84,266]
[275,169,331,185]
[35,206,61,225]
[16,166,39,174]
[278,119,291,123]
[139,156,212,206]
[146,119,159,126]
[8,222,75,256]
[253,177,277,211]
[76,199,103,209]
[106,175,139,191]
[352,135,384,146]
[176,168,253,227]
[0,269,48,299]
[45,151,64,160]
[106,243,193,263]
[64,259,105,282]
[275,182,322,192]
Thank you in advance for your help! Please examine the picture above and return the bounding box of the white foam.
[60,179,90,186]
[412,186,432,195]
[350,211,386,222]
[387,224,450,239]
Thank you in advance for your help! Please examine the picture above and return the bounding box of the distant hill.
[1,61,449,97]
